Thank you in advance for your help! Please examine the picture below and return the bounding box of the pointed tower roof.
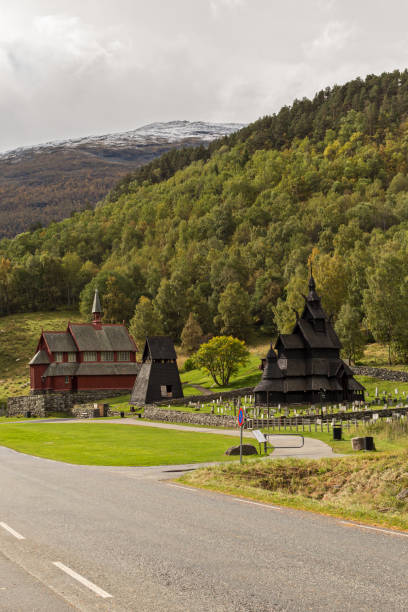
[253,345,284,393]
[306,268,320,304]
[92,288,102,314]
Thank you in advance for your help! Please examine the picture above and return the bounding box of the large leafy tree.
[193,336,250,387]
[129,297,163,347]
[103,276,134,324]
[335,303,365,364]
[214,282,252,340]
[363,252,408,364]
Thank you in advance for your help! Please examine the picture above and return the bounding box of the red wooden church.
[29,290,139,394]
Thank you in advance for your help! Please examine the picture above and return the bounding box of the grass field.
[0,422,239,466]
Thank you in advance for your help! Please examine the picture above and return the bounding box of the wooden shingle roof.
[69,324,136,352]
[143,336,177,361]
[43,362,139,377]
[43,332,77,352]
[29,350,50,365]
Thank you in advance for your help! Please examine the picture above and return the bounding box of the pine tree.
[181,313,203,355]
[129,297,163,346]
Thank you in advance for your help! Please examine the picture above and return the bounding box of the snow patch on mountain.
[1,121,245,160]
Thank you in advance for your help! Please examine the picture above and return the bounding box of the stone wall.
[155,387,254,407]
[7,395,47,417]
[144,405,236,428]
[71,404,115,418]
[352,366,408,382]
[7,389,126,417]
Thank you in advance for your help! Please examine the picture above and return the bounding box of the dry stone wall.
[7,389,126,417]
[7,395,47,417]
[352,366,408,382]
[144,405,236,428]
[155,387,254,407]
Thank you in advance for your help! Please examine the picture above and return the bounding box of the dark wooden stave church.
[130,336,183,405]
[254,275,365,405]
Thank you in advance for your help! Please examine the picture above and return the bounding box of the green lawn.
[355,376,408,399]
[0,422,239,466]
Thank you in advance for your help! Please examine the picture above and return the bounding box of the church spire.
[308,264,316,291]
[306,266,320,303]
[92,288,102,325]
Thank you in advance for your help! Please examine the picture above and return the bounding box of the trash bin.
[364,436,375,451]
[26,411,31,418]
[120,411,125,418]
[333,426,342,440]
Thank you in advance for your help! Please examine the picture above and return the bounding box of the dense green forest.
[2,70,408,361]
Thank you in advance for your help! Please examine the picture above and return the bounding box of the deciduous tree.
[193,336,250,387]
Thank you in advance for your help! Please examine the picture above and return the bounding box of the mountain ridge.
[0,120,244,238]
[0,120,245,159]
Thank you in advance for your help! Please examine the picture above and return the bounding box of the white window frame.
[67,352,77,363]
[117,351,130,361]
[83,351,97,362]
[54,352,63,363]
[101,351,114,361]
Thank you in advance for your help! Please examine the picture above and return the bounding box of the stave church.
[254,274,365,405]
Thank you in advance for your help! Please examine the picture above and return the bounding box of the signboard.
[237,407,245,427]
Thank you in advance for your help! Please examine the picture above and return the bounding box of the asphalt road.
[1,445,408,611]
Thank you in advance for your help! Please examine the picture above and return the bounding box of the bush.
[182,357,195,372]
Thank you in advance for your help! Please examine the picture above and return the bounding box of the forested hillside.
[0,121,241,238]
[2,70,408,361]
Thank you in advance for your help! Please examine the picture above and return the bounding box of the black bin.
[364,436,375,451]
[333,426,342,440]
[120,411,125,418]
[26,411,31,418]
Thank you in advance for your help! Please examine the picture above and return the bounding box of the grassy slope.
[181,451,408,531]
[181,420,408,530]
[0,422,239,466]
[0,310,81,402]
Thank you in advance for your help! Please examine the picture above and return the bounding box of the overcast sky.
[1,0,408,151]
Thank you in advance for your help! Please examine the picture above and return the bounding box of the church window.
[67,353,77,363]
[54,352,63,362]
[101,351,114,361]
[117,351,130,361]
[83,351,97,362]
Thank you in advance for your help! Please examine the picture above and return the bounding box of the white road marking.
[0,522,25,540]
[340,521,408,538]
[167,484,199,492]
[53,562,112,599]
[234,498,282,510]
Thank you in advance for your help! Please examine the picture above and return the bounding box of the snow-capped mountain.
[0,120,245,238]
[1,121,244,160]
